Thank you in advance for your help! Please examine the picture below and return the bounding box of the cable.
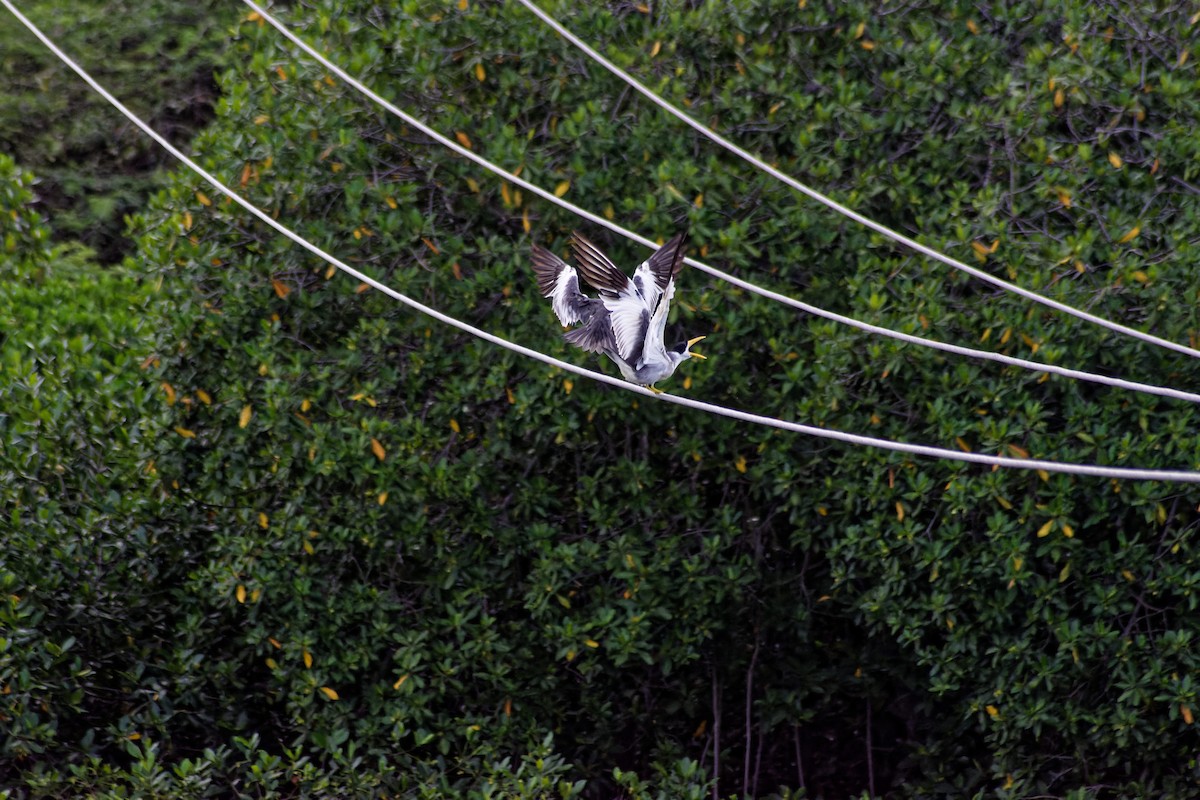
[515,0,1200,361]
[6,0,1199,483]
[240,0,1200,407]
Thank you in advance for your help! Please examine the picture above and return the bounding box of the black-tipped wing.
[531,243,616,354]
[571,232,630,296]
[563,308,617,354]
[643,230,688,293]
[531,244,570,296]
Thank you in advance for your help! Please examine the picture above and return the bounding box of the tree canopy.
[4,1,1200,797]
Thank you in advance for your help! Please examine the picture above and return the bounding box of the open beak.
[687,335,707,360]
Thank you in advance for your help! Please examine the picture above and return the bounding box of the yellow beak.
[687,335,707,359]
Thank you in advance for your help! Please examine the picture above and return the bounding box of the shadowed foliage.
[4,1,1200,797]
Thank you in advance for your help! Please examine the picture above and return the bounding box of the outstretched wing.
[531,244,592,327]
[531,244,616,354]
[642,230,688,293]
[569,233,657,364]
[570,232,628,298]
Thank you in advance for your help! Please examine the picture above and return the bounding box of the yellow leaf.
[1184,705,1195,725]
[1132,270,1149,284]
[1108,151,1124,169]
[896,502,905,522]
[505,697,512,716]
[303,541,314,555]
[997,496,1013,510]
[393,673,409,690]
[236,584,247,604]
[1007,443,1029,459]
[196,191,211,207]
[966,19,979,34]
[258,512,269,529]
[266,657,277,670]
[378,492,388,506]
[1054,88,1064,108]
[474,63,486,81]
[1037,469,1050,482]
[319,686,339,701]
[128,732,141,741]
[1063,524,1075,538]
[649,41,661,58]
[275,65,287,81]
[175,426,197,439]
[450,419,461,433]
[197,389,212,406]
[465,177,480,194]
[457,0,468,9]
[303,649,313,669]
[563,379,573,395]
[554,181,571,197]
[986,704,999,718]
[371,438,386,461]
[1117,225,1140,244]
[269,637,282,649]
[585,639,600,648]
[506,387,515,405]
[455,131,472,150]
[301,398,311,412]
[161,382,176,406]
[522,209,530,234]
[955,437,971,453]
[272,278,290,298]
[1037,520,1054,538]
[735,455,747,473]
[183,211,193,230]
[239,405,253,429]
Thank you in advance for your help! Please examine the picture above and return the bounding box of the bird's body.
[531,231,705,391]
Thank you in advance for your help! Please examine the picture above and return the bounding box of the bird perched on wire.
[530,230,706,393]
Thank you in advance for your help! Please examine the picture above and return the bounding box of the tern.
[531,231,706,393]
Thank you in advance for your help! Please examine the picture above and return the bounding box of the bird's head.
[671,335,708,364]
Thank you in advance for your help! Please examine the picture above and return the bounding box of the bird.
[530,230,706,393]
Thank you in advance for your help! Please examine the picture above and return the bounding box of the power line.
[514,0,1200,362]
[5,0,1199,483]
[240,0,1200,407]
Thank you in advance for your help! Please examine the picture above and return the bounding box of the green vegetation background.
[3,1,1200,797]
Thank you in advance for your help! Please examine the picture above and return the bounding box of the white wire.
[239,0,1200,407]
[6,0,1199,483]
[515,0,1200,361]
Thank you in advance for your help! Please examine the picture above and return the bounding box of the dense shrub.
[5,0,1200,797]
[0,0,233,261]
